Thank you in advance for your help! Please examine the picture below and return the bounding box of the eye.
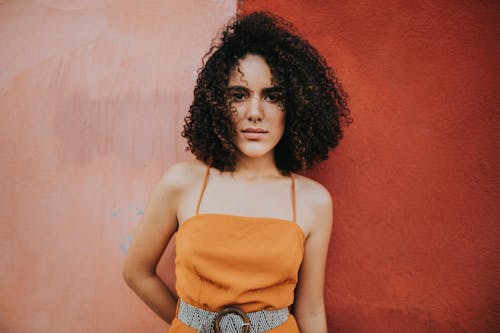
[228,90,249,103]
[231,92,246,101]
[264,92,282,103]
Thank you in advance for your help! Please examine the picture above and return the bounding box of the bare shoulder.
[157,159,207,193]
[292,173,333,235]
[293,173,332,209]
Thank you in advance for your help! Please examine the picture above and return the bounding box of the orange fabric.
[170,166,304,332]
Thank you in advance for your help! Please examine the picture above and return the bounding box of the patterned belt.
[177,299,289,333]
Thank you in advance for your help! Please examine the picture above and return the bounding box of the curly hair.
[182,11,352,174]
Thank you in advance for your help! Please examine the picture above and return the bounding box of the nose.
[247,95,263,122]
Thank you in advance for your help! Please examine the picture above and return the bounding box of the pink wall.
[240,1,500,332]
[0,1,235,332]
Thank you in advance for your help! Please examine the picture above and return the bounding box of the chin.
[237,143,274,159]
[238,149,272,159]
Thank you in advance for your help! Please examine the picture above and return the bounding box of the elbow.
[122,258,144,289]
[122,261,136,288]
[122,258,156,289]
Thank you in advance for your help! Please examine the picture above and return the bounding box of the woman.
[123,11,351,333]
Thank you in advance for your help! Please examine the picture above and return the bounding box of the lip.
[241,127,268,140]
[242,127,268,133]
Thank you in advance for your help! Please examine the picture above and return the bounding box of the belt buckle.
[214,306,250,333]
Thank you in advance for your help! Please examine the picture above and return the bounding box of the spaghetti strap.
[291,173,297,223]
[195,164,210,215]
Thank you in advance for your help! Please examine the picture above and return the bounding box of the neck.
[233,153,281,180]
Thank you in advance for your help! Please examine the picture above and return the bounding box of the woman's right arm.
[122,164,187,323]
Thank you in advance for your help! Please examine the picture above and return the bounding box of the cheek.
[230,108,244,125]
[277,112,286,132]
[269,112,286,141]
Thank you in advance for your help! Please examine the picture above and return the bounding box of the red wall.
[240,1,500,332]
[0,1,235,332]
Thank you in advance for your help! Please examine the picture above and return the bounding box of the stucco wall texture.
[0,1,498,333]
[0,1,236,332]
[240,1,500,332]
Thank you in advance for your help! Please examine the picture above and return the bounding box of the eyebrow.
[227,85,283,93]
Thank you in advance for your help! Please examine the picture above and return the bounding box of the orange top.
[169,165,305,333]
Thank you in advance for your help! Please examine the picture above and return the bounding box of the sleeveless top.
[169,166,305,333]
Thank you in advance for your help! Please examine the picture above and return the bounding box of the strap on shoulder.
[195,164,210,215]
[291,173,297,223]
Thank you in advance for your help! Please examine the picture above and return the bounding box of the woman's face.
[227,54,286,160]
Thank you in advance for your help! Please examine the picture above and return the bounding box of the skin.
[123,54,333,333]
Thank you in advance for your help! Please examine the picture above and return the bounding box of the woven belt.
[177,299,289,333]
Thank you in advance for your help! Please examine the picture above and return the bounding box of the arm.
[293,187,333,333]
[122,164,185,324]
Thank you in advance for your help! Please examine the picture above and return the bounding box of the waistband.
[177,299,289,333]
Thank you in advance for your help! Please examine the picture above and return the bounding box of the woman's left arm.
[293,186,333,333]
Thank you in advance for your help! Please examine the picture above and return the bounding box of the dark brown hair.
[182,11,352,173]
